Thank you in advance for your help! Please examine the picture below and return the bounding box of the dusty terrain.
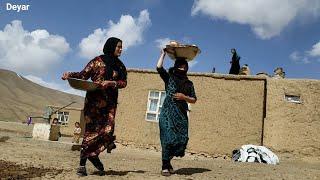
[0,121,320,180]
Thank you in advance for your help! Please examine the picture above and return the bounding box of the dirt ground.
[0,121,320,180]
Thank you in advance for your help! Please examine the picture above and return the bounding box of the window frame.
[145,90,166,122]
[56,111,70,125]
[284,94,302,104]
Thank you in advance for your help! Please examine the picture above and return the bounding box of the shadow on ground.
[92,170,146,176]
[174,168,211,175]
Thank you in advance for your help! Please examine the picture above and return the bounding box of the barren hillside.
[0,69,84,122]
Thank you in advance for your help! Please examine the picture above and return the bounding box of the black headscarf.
[169,58,189,79]
[169,58,191,93]
[101,37,127,81]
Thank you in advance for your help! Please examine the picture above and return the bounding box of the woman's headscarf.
[101,37,127,81]
[168,58,191,92]
[103,37,120,55]
[169,58,189,79]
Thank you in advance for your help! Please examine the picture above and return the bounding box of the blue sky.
[1,0,320,96]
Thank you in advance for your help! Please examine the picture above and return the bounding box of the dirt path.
[0,122,320,179]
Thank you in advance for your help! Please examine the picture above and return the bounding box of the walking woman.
[156,49,197,176]
[62,37,127,176]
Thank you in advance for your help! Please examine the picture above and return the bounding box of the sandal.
[76,166,87,176]
[106,142,116,153]
[161,169,171,176]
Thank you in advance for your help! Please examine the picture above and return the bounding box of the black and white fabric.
[232,145,279,165]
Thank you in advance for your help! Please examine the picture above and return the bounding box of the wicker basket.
[165,44,201,61]
[67,78,98,91]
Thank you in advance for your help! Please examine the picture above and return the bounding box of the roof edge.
[127,68,267,81]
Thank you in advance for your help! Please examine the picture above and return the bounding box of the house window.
[56,111,70,125]
[146,90,166,122]
[284,94,302,104]
[284,95,301,104]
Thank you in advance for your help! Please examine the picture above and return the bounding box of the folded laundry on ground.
[232,144,279,165]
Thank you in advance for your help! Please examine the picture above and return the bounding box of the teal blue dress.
[157,67,197,161]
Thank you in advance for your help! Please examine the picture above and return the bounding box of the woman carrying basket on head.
[156,48,197,176]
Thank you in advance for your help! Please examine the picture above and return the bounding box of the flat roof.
[127,68,267,81]
[127,68,320,82]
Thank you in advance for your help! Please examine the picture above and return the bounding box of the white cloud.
[290,51,300,61]
[0,20,70,74]
[301,57,310,64]
[191,0,320,39]
[155,38,171,49]
[290,41,320,64]
[79,10,151,58]
[289,51,310,64]
[24,75,85,97]
[307,41,320,57]
[189,60,198,68]
[78,28,106,59]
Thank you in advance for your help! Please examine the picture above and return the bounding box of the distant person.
[27,117,32,125]
[62,37,127,176]
[51,117,61,137]
[229,48,241,75]
[156,49,197,176]
[72,122,81,144]
[52,118,59,125]
[212,67,216,73]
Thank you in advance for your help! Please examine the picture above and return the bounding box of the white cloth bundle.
[232,144,279,165]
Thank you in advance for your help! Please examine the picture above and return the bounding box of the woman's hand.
[161,48,166,55]
[157,48,167,68]
[61,72,71,80]
[100,80,116,88]
[173,93,186,101]
[173,92,197,103]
